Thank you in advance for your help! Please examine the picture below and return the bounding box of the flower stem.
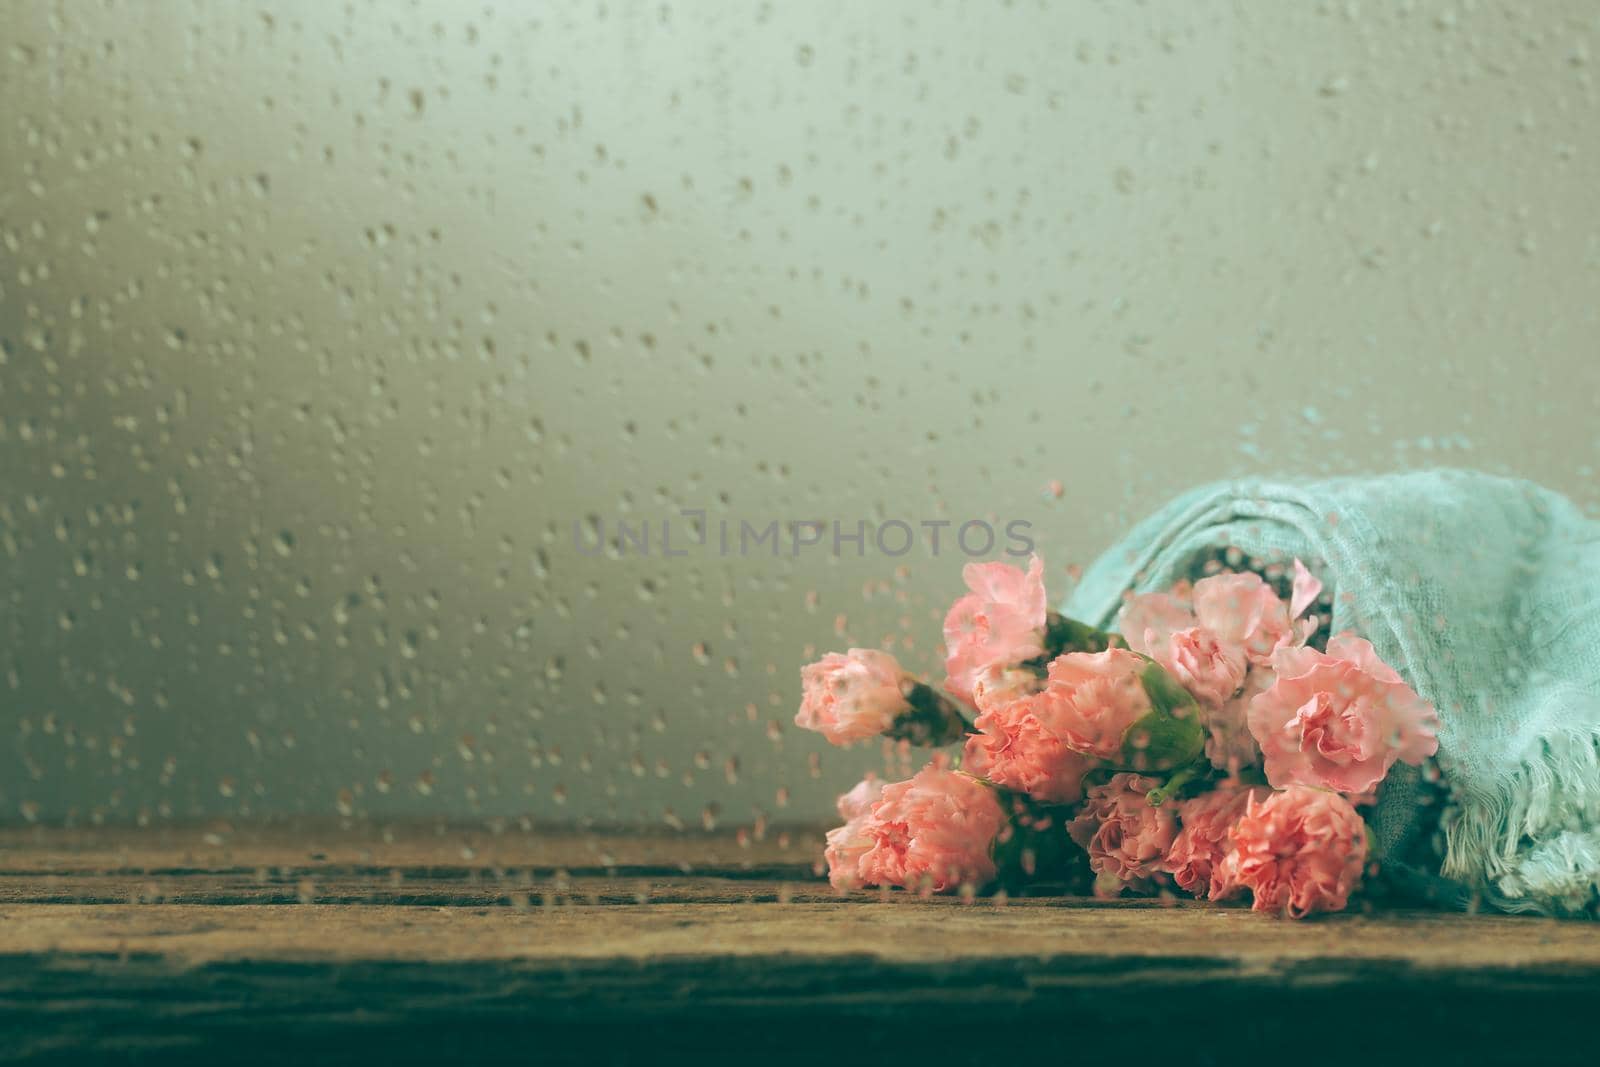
[1042,611,1122,657]
[1146,762,1204,807]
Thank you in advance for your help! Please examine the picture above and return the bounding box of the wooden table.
[2,822,1596,1064]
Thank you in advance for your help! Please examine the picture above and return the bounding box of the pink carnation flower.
[826,764,1006,892]
[823,776,887,890]
[1191,571,1297,666]
[1121,568,1310,703]
[1220,785,1368,917]
[1117,586,1195,659]
[961,649,1151,803]
[1247,633,1440,794]
[961,719,1092,806]
[1040,649,1154,758]
[1160,627,1248,708]
[969,663,1044,708]
[796,648,911,745]
[942,556,1048,703]
[1162,785,1269,899]
[1067,773,1179,889]
[836,775,885,821]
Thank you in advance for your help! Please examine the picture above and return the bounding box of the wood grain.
[2,824,1596,1064]
[0,820,824,876]
[8,898,1600,967]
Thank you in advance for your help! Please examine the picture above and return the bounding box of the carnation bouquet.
[797,554,1441,917]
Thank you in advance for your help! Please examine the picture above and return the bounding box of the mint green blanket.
[1063,470,1600,916]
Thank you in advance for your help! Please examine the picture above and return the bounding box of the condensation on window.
[1,2,1595,865]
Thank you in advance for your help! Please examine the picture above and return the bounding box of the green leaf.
[1120,661,1206,772]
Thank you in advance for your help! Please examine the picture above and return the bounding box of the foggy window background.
[2,1,1596,836]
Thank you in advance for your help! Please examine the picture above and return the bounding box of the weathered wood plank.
[0,873,796,907]
[2,826,1596,1064]
[6,900,1600,966]
[4,902,1599,1064]
[0,822,823,876]
[0,875,1100,907]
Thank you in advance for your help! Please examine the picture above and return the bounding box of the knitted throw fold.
[1062,469,1600,916]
